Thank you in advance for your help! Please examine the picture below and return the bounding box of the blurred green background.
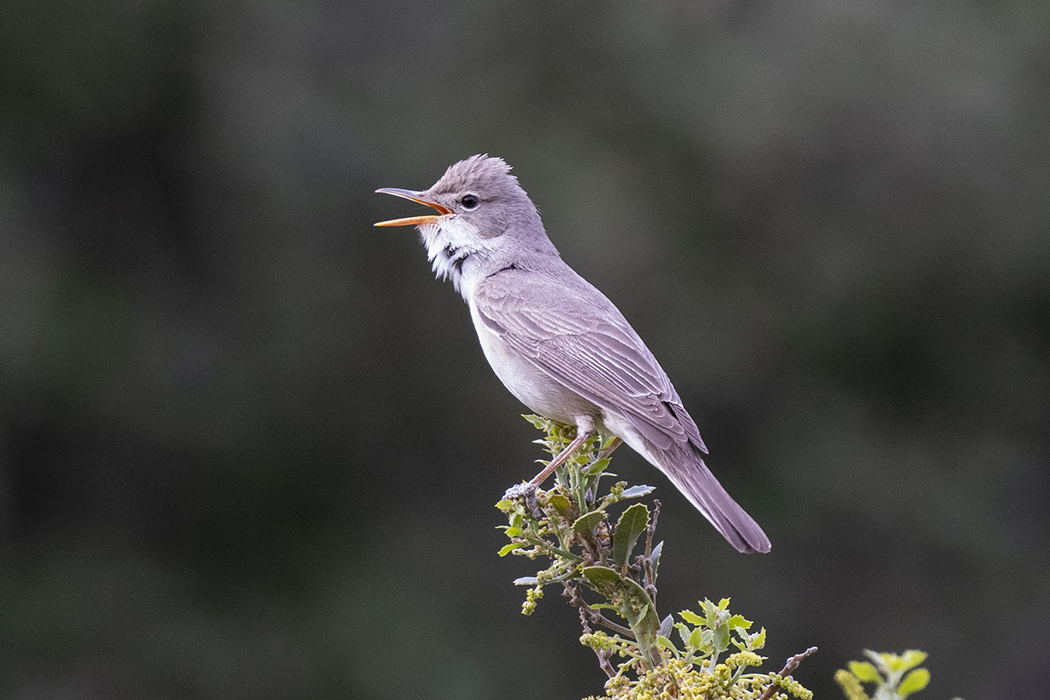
[2,0,1048,698]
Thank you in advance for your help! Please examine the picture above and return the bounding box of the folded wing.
[474,268,707,454]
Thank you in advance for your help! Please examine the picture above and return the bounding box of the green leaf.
[498,543,523,557]
[522,414,548,429]
[549,547,583,563]
[898,668,930,698]
[620,485,656,499]
[581,566,661,664]
[899,650,929,673]
[849,661,884,683]
[727,614,752,630]
[688,626,704,651]
[582,565,624,591]
[547,494,572,517]
[572,510,607,534]
[697,599,715,625]
[612,503,650,567]
[712,618,731,653]
[703,600,719,627]
[679,609,705,626]
[655,635,679,657]
[584,457,611,476]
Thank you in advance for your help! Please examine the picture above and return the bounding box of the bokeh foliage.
[1,0,1048,698]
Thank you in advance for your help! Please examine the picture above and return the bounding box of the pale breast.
[468,302,599,424]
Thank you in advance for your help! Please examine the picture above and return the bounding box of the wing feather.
[474,268,707,453]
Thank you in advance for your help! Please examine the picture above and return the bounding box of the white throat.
[418,217,499,300]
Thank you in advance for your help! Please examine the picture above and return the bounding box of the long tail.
[641,439,771,553]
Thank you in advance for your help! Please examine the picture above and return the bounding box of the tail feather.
[650,441,770,553]
[601,412,771,553]
[671,454,770,553]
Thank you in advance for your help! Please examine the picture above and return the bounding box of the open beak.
[374,188,453,227]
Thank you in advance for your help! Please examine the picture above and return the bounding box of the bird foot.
[503,482,536,500]
[503,482,541,518]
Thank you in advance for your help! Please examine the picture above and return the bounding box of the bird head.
[375,155,555,295]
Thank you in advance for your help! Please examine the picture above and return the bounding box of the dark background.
[2,1,1048,698]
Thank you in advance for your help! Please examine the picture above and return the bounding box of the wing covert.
[474,268,707,453]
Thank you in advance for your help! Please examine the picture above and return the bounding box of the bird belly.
[469,307,598,425]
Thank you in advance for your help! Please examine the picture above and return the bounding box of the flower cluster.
[586,654,813,700]
[499,415,814,700]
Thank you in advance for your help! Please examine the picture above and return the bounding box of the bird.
[374,155,770,553]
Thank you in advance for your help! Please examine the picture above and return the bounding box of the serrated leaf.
[727,614,752,630]
[522,414,548,429]
[849,661,883,683]
[572,510,607,534]
[612,503,650,567]
[898,668,930,698]
[620,485,656,499]
[703,601,718,627]
[498,543,523,557]
[751,627,767,650]
[513,576,539,586]
[679,609,705,626]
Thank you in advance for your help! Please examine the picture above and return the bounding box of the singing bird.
[375,155,770,553]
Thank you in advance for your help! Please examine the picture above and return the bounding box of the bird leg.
[528,417,598,487]
[527,429,593,486]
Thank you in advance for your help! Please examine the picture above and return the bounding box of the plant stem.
[757,647,818,700]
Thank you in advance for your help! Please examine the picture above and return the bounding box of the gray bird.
[375,155,770,553]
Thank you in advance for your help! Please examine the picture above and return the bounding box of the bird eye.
[461,194,479,209]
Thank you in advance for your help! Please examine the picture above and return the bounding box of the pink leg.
[528,429,594,486]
